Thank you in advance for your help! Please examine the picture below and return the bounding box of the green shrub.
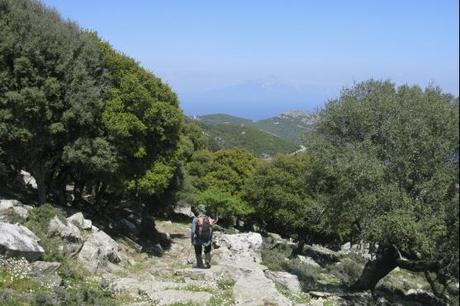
[327,258,363,286]
[261,247,287,271]
[24,204,67,261]
[281,258,323,283]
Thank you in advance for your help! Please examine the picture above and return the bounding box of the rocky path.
[106,220,294,305]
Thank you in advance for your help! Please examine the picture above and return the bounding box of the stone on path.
[147,289,212,305]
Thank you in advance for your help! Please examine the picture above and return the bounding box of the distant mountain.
[196,113,254,126]
[254,111,317,144]
[197,111,316,145]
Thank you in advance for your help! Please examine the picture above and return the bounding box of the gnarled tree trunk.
[351,244,399,291]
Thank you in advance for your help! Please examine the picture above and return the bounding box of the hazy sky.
[42,0,459,119]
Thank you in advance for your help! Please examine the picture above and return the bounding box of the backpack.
[195,216,212,241]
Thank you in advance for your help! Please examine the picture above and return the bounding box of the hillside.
[197,111,316,145]
[197,121,298,157]
[254,111,317,144]
[195,113,254,126]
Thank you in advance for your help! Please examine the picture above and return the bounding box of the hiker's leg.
[204,244,212,268]
[194,245,204,268]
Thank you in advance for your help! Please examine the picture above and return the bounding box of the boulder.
[48,216,82,256]
[297,255,321,268]
[67,212,92,230]
[403,288,445,305]
[218,233,263,253]
[265,270,302,293]
[216,232,291,306]
[19,170,37,189]
[29,261,62,288]
[78,230,121,273]
[0,222,44,261]
[172,202,195,219]
[0,199,33,222]
[340,241,374,260]
[303,244,341,265]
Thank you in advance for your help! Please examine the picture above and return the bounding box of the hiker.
[191,211,217,268]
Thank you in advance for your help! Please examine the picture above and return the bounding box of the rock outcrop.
[0,199,33,222]
[215,232,292,305]
[48,216,83,256]
[0,222,44,261]
[78,229,121,273]
[265,270,302,293]
[302,244,341,266]
[29,261,62,288]
[67,212,92,230]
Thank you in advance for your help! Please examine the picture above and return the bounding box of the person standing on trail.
[191,210,217,269]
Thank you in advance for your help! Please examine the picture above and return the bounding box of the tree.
[185,149,259,222]
[0,0,185,211]
[306,80,459,301]
[0,0,104,204]
[244,154,330,253]
[87,38,184,205]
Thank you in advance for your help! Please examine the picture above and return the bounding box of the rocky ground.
[0,198,454,305]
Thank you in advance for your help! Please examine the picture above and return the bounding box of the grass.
[180,284,214,293]
[275,283,311,304]
[208,289,234,306]
[209,277,235,306]
[0,268,44,292]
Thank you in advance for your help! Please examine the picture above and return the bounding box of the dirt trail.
[107,220,294,305]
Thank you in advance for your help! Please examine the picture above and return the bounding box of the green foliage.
[0,0,105,203]
[0,0,185,208]
[327,258,363,286]
[198,111,315,145]
[185,149,259,220]
[245,154,326,241]
[24,203,66,261]
[195,187,253,219]
[261,247,287,271]
[307,80,459,282]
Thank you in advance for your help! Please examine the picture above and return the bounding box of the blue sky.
[42,0,459,119]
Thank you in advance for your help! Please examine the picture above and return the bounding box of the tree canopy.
[305,80,459,299]
[184,149,259,222]
[0,0,185,210]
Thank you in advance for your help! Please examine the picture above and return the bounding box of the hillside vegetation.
[197,121,298,157]
[197,111,316,145]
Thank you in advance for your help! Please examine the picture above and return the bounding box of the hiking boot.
[195,254,204,268]
[204,253,211,269]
